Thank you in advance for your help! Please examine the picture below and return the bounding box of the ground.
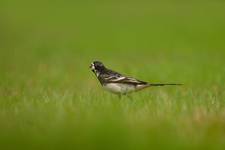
[0,0,225,150]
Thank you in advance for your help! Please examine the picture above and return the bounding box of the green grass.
[1,0,225,150]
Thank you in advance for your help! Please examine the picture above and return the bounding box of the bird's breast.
[103,83,136,94]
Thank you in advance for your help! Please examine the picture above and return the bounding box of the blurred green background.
[0,0,225,150]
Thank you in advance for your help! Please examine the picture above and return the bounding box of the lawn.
[0,0,225,150]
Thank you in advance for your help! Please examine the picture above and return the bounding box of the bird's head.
[89,61,106,76]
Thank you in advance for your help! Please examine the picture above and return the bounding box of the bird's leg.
[127,94,133,100]
[118,94,122,99]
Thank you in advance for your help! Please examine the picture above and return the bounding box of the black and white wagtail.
[89,61,182,95]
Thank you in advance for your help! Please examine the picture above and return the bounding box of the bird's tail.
[149,83,182,86]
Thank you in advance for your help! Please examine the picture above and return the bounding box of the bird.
[89,61,182,96]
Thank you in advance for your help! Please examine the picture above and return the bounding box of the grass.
[1,0,225,150]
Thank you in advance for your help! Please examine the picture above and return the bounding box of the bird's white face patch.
[90,63,95,70]
[90,63,100,77]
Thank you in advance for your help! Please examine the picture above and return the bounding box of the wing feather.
[107,76,147,85]
[100,68,148,85]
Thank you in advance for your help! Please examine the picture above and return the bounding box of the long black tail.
[150,83,182,86]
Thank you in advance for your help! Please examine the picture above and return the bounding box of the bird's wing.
[112,77,147,85]
[101,68,148,85]
[106,74,147,85]
[99,69,120,81]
